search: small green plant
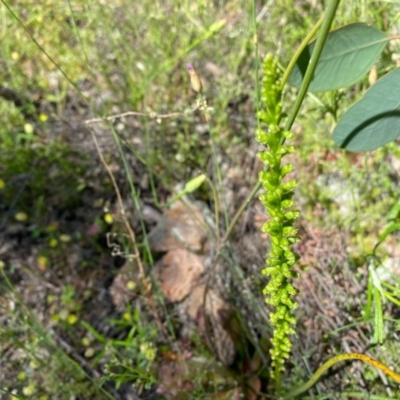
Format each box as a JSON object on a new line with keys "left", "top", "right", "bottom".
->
{"left": 2, "top": 0, "right": 400, "bottom": 398}
{"left": 252, "top": 0, "right": 400, "bottom": 396}
{"left": 256, "top": 54, "right": 299, "bottom": 383}
{"left": 0, "top": 138, "right": 87, "bottom": 221}
{"left": 0, "top": 269, "right": 112, "bottom": 400}
{"left": 82, "top": 307, "right": 157, "bottom": 391}
{"left": 364, "top": 199, "right": 400, "bottom": 344}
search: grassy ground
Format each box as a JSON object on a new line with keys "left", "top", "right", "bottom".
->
{"left": 1, "top": 0, "right": 400, "bottom": 399}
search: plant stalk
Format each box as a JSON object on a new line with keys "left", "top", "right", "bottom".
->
{"left": 224, "top": 0, "right": 340, "bottom": 245}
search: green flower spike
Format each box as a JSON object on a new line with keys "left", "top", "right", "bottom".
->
{"left": 256, "top": 54, "right": 300, "bottom": 383}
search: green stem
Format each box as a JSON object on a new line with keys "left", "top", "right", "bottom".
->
{"left": 282, "top": 352, "right": 400, "bottom": 399}
{"left": 284, "top": 0, "right": 340, "bottom": 132}
{"left": 224, "top": 1, "right": 339, "bottom": 245}
{"left": 280, "top": 14, "right": 324, "bottom": 90}
{"left": 207, "top": 177, "right": 220, "bottom": 241}
{"left": 221, "top": 0, "right": 261, "bottom": 244}
{"left": 221, "top": 177, "right": 261, "bottom": 244}
{"left": 198, "top": 93, "right": 229, "bottom": 241}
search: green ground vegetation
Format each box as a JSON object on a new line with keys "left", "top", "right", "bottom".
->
{"left": 1, "top": 0, "right": 400, "bottom": 399}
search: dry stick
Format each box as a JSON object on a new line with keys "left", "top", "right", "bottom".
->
{"left": 84, "top": 105, "right": 205, "bottom": 268}
{"left": 85, "top": 106, "right": 200, "bottom": 125}
{"left": 87, "top": 126, "right": 148, "bottom": 290}
{"left": 87, "top": 125, "right": 174, "bottom": 343}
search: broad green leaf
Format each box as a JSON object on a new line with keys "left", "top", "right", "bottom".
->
{"left": 333, "top": 68, "right": 400, "bottom": 152}
{"left": 288, "top": 23, "right": 387, "bottom": 92}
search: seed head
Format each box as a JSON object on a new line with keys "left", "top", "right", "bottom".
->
{"left": 187, "top": 63, "right": 203, "bottom": 93}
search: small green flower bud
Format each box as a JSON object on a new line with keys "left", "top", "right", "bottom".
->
{"left": 259, "top": 151, "right": 277, "bottom": 168}
{"left": 281, "top": 180, "right": 297, "bottom": 193}
{"left": 288, "top": 235, "right": 301, "bottom": 244}
{"left": 256, "top": 54, "right": 301, "bottom": 379}
{"left": 281, "top": 199, "right": 294, "bottom": 208}
{"left": 255, "top": 128, "right": 269, "bottom": 143}
{"left": 263, "top": 177, "right": 280, "bottom": 192}
{"left": 261, "top": 191, "right": 282, "bottom": 208}
{"left": 263, "top": 267, "right": 278, "bottom": 275}
{"left": 282, "top": 226, "right": 297, "bottom": 236}
{"left": 281, "top": 163, "right": 294, "bottom": 177}
{"left": 282, "top": 130, "right": 294, "bottom": 140}
{"left": 283, "top": 210, "right": 301, "bottom": 220}
{"left": 287, "top": 285, "right": 299, "bottom": 296}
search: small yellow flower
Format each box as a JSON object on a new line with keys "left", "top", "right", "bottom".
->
{"left": 24, "top": 123, "right": 34, "bottom": 135}
{"left": 29, "top": 359, "right": 40, "bottom": 369}
{"left": 0, "top": 179, "right": 5, "bottom": 189}
{"left": 49, "top": 238, "right": 58, "bottom": 248}
{"left": 60, "top": 234, "right": 71, "bottom": 243}
{"left": 67, "top": 314, "right": 78, "bottom": 324}
{"left": 39, "top": 113, "right": 48, "bottom": 122}
{"left": 22, "top": 382, "right": 36, "bottom": 396}
{"left": 15, "top": 212, "right": 28, "bottom": 222}
{"left": 126, "top": 280, "right": 136, "bottom": 291}
{"left": 122, "top": 312, "right": 131, "bottom": 323}
{"left": 51, "top": 314, "right": 60, "bottom": 323}
{"left": 84, "top": 347, "right": 95, "bottom": 358}
{"left": 18, "top": 372, "right": 26, "bottom": 381}
{"left": 104, "top": 213, "right": 113, "bottom": 224}
{"left": 11, "top": 51, "right": 20, "bottom": 60}
{"left": 146, "top": 347, "right": 156, "bottom": 361}
{"left": 140, "top": 343, "right": 156, "bottom": 361}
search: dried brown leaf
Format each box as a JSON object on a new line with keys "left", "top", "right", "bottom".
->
{"left": 148, "top": 200, "right": 209, "bottom": 253}
{"left": 157, "top": 249, "right": 205, "bottom": 302}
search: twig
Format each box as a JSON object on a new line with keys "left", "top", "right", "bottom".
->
{"left": 88, "top": 125, "right": 173, "bottom": 343}
{"left": 87, "top": 126, "right": 150, "bottom": 292}
{"left": 84, "top": 106, "right": 200, "bottom": 125}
